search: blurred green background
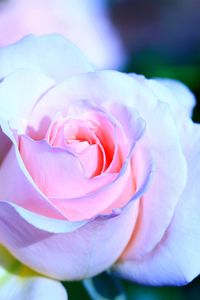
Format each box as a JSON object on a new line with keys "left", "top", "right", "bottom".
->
{"left": 64, "top": 0, "right": 200, "bottom": 299}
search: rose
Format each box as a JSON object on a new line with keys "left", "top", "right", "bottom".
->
{"left": 0, "top": 0, "right": 124, "bottom": 69}
{"left": 0, "top": 34, "right": 200, "bottom": 294}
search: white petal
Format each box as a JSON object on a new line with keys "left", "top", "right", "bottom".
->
{"left": 0, "top": 200, "right": 137, "bottom": 280}
{"left": 156, "top": 78, "right": 196, "bottom": 117}
{"left": 114, "top": 120, "right": 200, "bottom": 285}
{"left": 0, "top": 69, "right": 54, "bottom": 121}
{"left": 0, "top": 34, "right": 93, "bottom": 82}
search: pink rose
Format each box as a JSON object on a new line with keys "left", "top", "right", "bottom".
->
{"left": 0, "top": 0, "right": 125, "bottom": 69}
{"left": 0, "top": 34, "right": 199, "bottom": 290}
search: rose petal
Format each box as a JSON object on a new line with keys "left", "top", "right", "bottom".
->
{"left": 45, "top": 116, "right": 105, "bottom": 177}
{"left": 0, "top": 200, "right": 138, "bottom": 280}
{"left": 0, "top": 246, "right": 67, "bottom": 300}
{"left": 0, "top": 119, "right": 65, "bottom": 219}
{"left": 77, "top": 144, "right": 103, "bottom": 178}
{"left": 0, "top": 69, "right": 54, "bottom": 121}
{"left": 126, "top": 101, "right": 187, "bottom": 259}
{"left": 102, "top": 142, "right": 154, "bottom": 214}
{"left": 114, "top": 121, "right": 200, "bottom": 285}
{"left": 102, "top": 102, "right": 146, "bottom": 157}
{"left": 19, "top": 135, "right": 118, "bottom": 200}
{"left": 50, "top": 162, "right": 131, "bottom": 221}
{"left": 20, "top": 135, "right": 88, "bottom": 198}
{"left": 136, "top": 76, "right": 196, "bottom": 140}
{"left": 28, "top": 71, "right": 144, "bottom": 134}
{"left": 155, "top": 78, "right": 196, "bottom": 117}
{"left": 0, "top": 34, "right": 93, "bottom": 83}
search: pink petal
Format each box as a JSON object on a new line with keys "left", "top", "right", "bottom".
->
{"left": 45, "top": 116, "right": 105, "bottom": 177}
{"left": 0, "top": 120, "right": 65, "bottom": 219}
{"left": 0, "top": 200, "right": 138, "bottom": 280}
{"left": 77, "top": 144, "right": 103, "bottom": 178}
{"left": 20, "top": 134, "right": 131, "bottom": 220}
{"left": 126, "top": 101, "right": 187, "bottom": 259}
{"left": 19, "top": 135, "right": 118, "bottom": 202}
{"left": 103, "top": 142, "right": 154, "bottom": 214}
{"left": 115, "top": 121, "right": 200, "bottom": 285}
{"left": 19, "top": 135, "right": 89, "bottom": 199}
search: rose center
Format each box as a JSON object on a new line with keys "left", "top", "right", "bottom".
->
{"left": 44, "top": 112, "right": 122, "bottom": 178}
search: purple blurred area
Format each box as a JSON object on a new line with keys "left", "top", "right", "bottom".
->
{"left": 110, "top": 0, "right": 200, "bottom": 56}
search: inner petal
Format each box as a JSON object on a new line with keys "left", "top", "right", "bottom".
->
{"left": 64, "top": 120, "right": 106, "bottom": 177}
{"left": 45, "top": 117, "right": 106, "bottom": 178}
{"left": 77, "top": 144, "right": 104, "bottom": 178}
{"left": 83, "top": 110, "right": 123, "bottom": 174}
{"left": 64, "top": 119, "right": 96, "bottom": 145}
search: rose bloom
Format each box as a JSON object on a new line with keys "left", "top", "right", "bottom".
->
{"left": 0, "top": 35, "right": 200, "bottom": 298}
{"left": 0, "top": 0, "right": 124, "bottom": 69}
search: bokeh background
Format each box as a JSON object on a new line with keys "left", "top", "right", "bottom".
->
{"left": 0, "top": 0, "right": 199, "bottom": 299}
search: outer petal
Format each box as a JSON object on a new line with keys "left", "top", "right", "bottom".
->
{"left": 0, "top": 119, "right": 65, "bottom": 219}
{"left": 0, "top": 200, "right": 138, "bottom": 280}
{"left": 114, "top": 120, "right": 200, "bottom": 285}
{"left": 31, "top": 71, "right": 187, "bottom": 255}
{"left": 0, "top": 246, "right": 67, "bottom": 300}
{"left": 155, "top": 78, "right": 196, "bottom": 117}
{"left": 127, "top": 101, "right": 187, "bottom": 258}
{"left": 0, "top": 34, "right": 93, "bottom": 83}
{"left": 131, "top": 75, "right": 196, "bottom": 129}
{"left": 0, "top": 69, "right": 54, "bottom": 121}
